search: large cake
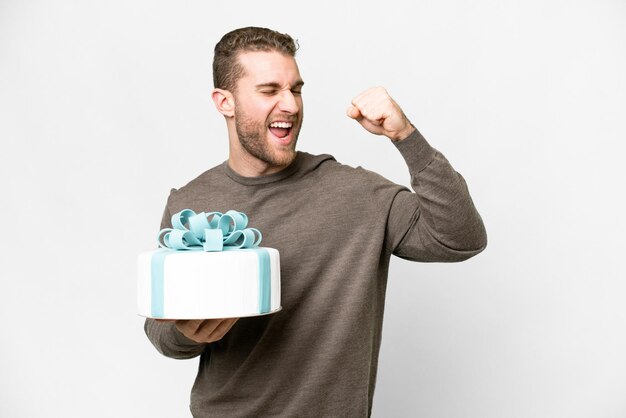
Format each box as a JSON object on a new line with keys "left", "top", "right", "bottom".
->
{"left": 137, "top": 209, "right": 281, "bottom": 319}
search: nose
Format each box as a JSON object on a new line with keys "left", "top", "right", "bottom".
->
{"left": 277, "top": 90, "right": 300, "bottom": 114}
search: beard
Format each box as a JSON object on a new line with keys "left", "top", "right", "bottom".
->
{"left": 234, "top": 108, "right": 301, "bottom": 168}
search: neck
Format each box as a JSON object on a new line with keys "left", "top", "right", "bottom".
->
{"left": 226, "top": 134, "right": 290, "bottom": 178}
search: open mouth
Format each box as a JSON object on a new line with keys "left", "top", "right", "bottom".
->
{"left": 268, "top": 121, "right": 293, "bottom": 141}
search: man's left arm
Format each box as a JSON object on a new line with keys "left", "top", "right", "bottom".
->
{"left": 348, "top": 87, "right": 487, "bottom": 262}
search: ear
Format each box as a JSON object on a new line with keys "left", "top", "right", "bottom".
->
{"left": 211, "top": 88, "right": 235, "bottom": 117}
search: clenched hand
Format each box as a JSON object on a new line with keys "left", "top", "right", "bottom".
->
{"left": 347, "top": 86, "right": 415, "bottom": 141}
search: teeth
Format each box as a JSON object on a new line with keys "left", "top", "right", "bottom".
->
{"left": 269, "top": 121, "right": 293, "bottom": 128}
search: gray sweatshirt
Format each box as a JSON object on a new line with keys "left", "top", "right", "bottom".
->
{"left": 144, "top": 129, "right": 487, "bottom": 417}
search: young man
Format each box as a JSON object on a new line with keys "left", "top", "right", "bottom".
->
{"left": 145, "top": 26, "right": 487, "bottom": 417}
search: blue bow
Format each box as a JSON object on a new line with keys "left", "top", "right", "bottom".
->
{"left": 157, "top": 209, "right": 262, "bottom": 252}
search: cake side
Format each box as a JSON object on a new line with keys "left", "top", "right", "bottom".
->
{"left": 137, "top": 247, "right": 281, "bottom": 319}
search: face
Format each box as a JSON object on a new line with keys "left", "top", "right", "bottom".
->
{"left": 231, "top": 51, "right": 304, "bottom": 169}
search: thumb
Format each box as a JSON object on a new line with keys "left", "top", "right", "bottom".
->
{"left": 346, "top": 105, "right": 362, "bottom": 120}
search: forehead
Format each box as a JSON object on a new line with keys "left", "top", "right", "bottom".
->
{"left": 236, "top": 51, "right": 302, "bottom": 86}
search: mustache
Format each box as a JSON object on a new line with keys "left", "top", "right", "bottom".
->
{"left": 268, "top": 115, "right": 299, "bottom": 124}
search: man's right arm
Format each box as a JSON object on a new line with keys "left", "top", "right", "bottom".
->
{"left": 144, "top": 319, "right": 208, "bottom": 359}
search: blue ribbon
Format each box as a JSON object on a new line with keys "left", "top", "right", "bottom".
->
{"left": 157, "top": 209, "right": 262, "bottom": 252}
{"left": 150, "top": 209, "right": 271, "bottom": 318}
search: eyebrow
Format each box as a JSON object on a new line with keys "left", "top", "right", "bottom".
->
{"left": 255, "top": 80, "right": 305, "bottom": 90}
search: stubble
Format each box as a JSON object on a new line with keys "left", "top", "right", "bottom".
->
{"left": 234, "top": 110, "right": 300, "bottom": 168}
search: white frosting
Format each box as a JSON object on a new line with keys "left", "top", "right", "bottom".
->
{"left": 137, "top": 248, "right": 281, "bottom": 319}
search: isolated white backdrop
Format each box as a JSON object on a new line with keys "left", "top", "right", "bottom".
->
{"left": 1, "top": 1, "right": 625, "bottom": 417}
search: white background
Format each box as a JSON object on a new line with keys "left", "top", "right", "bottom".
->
{"left": 1, "top": 0, "right": 625, "bottom": 417}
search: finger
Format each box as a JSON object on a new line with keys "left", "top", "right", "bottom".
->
{"left": 351, "top": 100, "right": 383, "bottom": 124}
{"left": 173, "top": 319, "right": 204, "bottom": 337}
{"left": 174, "top": 319, "right": 220, "bottom": 342}
{"left": 352, "top": 87, "right": 393, "bottom": 121}
{"left": 196, "top": 319, "right": 222, "bottom": 337}
{"left": 351, "top": 86, "right": 381, "bottom": 107}
{"left": 357, "top": 118, "right": 385, "bottom": 135}
{"left": 210, "top": 318, "right": 239, "bottom": 342}
{"left": 350, "top": 88, "right": 377, "bottom": 116}
{"left": 346, "top": 105, "right": 361, "bottom": 120}
{"left": 190, "top": 319, "right": 208, "bottom": 333}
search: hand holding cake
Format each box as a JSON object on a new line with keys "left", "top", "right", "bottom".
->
{"left": 157, "top": 318, "right": 239, "bottom": 343}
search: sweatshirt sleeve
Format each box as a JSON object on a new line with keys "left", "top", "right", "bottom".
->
{"left": 143, "top": 193, "right": 209, "bottom": 359}
{"left": 384, "top": 128, "right": 487, "bottom": 262}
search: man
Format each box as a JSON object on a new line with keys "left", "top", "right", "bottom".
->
{"left": 145, "top": 26, "right": 487, "bottom": 417}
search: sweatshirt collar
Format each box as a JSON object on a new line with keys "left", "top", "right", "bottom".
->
{"left": 222, "top": 152, "right": 305, "bottom": 185}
